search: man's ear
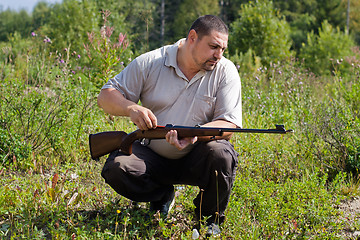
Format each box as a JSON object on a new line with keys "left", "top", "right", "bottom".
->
{"left": 187, "top": 29, "right": 198, "bottom": 43}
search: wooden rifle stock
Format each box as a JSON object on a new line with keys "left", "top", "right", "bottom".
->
{"left": 89, "top": 124, "right": 294, "bottom": 160}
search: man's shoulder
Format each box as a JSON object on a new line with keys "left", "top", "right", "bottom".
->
{"left": 215, "top": 57, "right": 239, "bottom": 78}
{"left": 135, "top": 44, "right": 174, "bottom": 65}
{"left": 217, "top": 57, "right": 236, "bottom": 69}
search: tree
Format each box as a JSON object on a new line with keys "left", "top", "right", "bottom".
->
{"left": 341, "top": 0, "right": 360, "bottom": 44}
{"left": 0, "top": 9, "right": 32, "bottom": 41}
{"left": 32, "top": 2, "right": 52, "bottom": 31}
{"left": 171, "top": 0, "right": 220, "bottom": 42}
{"left": 229, "top": 0, "right": 293, "bottom": 66}
{"left": 273, "top": 0, "right": 345, "bottom": 51}
{"left": 41, "top": 0, "right": 99, "bottom": 52}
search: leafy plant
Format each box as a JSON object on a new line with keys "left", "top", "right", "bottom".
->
{"left": 229, "top": 0, "right": 294, "bottom": 66}
{"left": 299, "top": 20, "right": 355, "bottom": 75}
{"left": 83, "top": 10, "right": 131, "bottom": 88}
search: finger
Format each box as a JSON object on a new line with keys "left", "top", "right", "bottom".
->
{"left": 136, "top": 118, "right": 149, "bottom": 130}
{"left": 169, "top": 130, "right": 178, "bottom": 145}
{"left": 148, "top": 111, "right": 157, "bottom": 129}
{"left": 165, "top": 131, "right": 171, "bottom": 142}
{"left": 166, "top": 130, "right": 178, "bottom": 145}
{"left": 142, "top": 110, "right": 157, "bottom": 129}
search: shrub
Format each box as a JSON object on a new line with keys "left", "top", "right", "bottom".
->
{"left": 302, "top": 99, "right": 360, "bottom": 177}
{"left": 83, "top": 10, "right": 131, "bottom": 88}
{"left": 299, "top": 20, "right": 355, "bottom": 75}
{"left": 229, "top": 0, "right": 293, "bottom": 66}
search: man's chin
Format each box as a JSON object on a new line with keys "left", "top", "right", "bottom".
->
{"left": 203, "top": 63, "right": 217, "bottom": 71}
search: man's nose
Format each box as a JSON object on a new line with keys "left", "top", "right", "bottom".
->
{"left": 214, "top": 48, "right": 223, "bottom": 59}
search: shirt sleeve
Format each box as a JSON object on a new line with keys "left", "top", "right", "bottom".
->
{"left": 102, "top": 58, "right": 145, "bottom": 104}
{"left": 213, "top": 61, "right": 242, "bottom": 128}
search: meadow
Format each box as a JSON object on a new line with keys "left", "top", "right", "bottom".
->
{"left": 1, "top": 20, "right": 360, "bottom": 240}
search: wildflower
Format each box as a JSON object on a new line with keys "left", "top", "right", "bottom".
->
{"left": 31, "top": 32, "right": 36, "bottom": 37}
{"left": 118, "top": 33, "right": 126, "bottom": 45}
{"left": 43, "top": 36, "right": 52, "bottom": 43}
{"left": 87, "top": 32, "right": 95, "bottom": 44}
{"left": 116, "top": 210, "right": 121, "bottom": 214}
{"left": 105, "top": 26, "right": 114, "bottom": 38}
{"left": 236, "top": 64, "right": 240, "bottom": 70}
{"left": 64, "top": 48, "right": 68, "bottom": 52}
{"left": 77, "top": 54, "right": 81, "bottom": 59}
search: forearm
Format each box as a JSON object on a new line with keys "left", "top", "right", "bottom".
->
{"left": 97, "top": 88, "right": 134, "bottom": 116}
{"left": 97, "top": 88, "right": 157, "bottom": 130}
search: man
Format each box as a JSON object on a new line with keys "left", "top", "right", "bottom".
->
{"left": 98, "top": 15, "right": 242, "bottom": 236}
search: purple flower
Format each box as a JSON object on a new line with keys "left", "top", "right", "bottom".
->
{"left": 77, "top": 55, "right": 81, "bottom": 59}
{"left": 60, "top": 59, "right": 65, "bottom": 64}
{"left": 43, "top": 36, "right": 52, "bottom": 43}
{"left": 31, "top": 32, "right": 36, "bottom": 37}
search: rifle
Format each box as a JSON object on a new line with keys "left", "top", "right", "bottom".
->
{"left": 89, "top": 124, "right": 293, "bottom": 160}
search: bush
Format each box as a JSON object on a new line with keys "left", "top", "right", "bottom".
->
{"left": 83, "top": 10, "right": 131, "bottom": 88}
{"left": 299, "top": 20, "right": 355, "bottom": 75}
{"left": 229, "top": 0, "right": 293, "bottom": 66}
{"left": 302, "top": 99, "right": 360, "bottom": 177}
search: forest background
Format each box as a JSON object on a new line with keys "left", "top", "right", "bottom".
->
{"left": 1, "top": 0, "right": 360, "bottom": 239}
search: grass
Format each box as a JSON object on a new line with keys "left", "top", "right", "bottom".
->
{"left": 0, "top": 136, "right": 356, "bottom": 239}
{"left": 1, "top": 28, "right": 360, "bottom": 239}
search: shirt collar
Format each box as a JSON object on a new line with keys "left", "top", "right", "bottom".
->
{"left": 164, "top": 38, "right": 184, "bottom": 68}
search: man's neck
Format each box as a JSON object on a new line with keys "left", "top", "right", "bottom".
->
{"left": 176, "top": 41, "right": 199, "bottom": 81}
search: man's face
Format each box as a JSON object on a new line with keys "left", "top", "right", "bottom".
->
{"left": 191, "top": 30, "right": 228, "bottom": 71}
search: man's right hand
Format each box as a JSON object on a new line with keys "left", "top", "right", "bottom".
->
{"left": 128, "top": 104, "right": 157, "bottom": 130}
{"left": 97, "top": 88, "right": 157, "bottom": 130}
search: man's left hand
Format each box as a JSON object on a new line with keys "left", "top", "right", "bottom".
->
{"left": 165, "top": 130, "right": 197, "bottom": 150}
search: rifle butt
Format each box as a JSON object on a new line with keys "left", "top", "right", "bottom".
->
{"left": 89, "top": 131, "right": 128, "bottom": 160}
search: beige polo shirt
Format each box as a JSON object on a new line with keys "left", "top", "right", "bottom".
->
{"left": 103, "top": 39, "right": 242, "bottom": 159}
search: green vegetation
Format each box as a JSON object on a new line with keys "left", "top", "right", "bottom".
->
{"left": 1, "top": 0, "right": 360, "bottom": 239}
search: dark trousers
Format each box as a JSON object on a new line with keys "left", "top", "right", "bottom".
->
{"left": 101, "top": 139, "right": 238, "bottom": 224}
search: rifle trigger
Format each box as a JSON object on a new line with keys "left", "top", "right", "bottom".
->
{"left": 140, "top": 138, "right": 151, "bottom": 146}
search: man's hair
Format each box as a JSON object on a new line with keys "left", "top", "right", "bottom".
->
{"left": 188, "top": 15, "right": 228, "bottom": 39}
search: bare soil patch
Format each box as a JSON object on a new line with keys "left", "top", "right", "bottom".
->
{"left": 338, "top": 197, "right": 360, "bottom": 239}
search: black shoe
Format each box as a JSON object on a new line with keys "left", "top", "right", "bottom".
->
{"left": 149, "top": 190, "right": 175, "bottom": 219}
{"left": 206, "top": 223, "right": 221, "bottom": 237}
